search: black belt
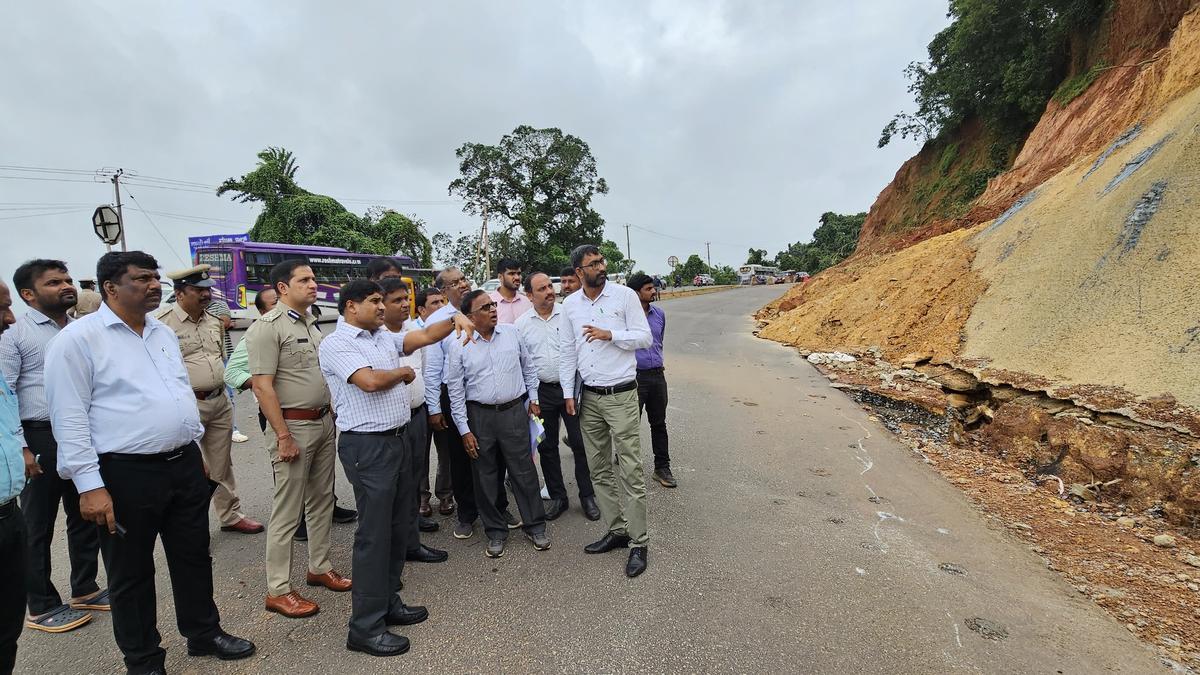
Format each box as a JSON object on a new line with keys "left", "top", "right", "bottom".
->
{"left": 467, "top": 394, "right": 527, "bottom": 411}
{"left": 99, "top": 442, "right": 198, "bottom": 463}
{"left": 0, "top": 498, "right": 17, "bottom": 519}
{"left": 539, "top": 381, "right": 562, "bottom": 389}
{"left": 343, "top": 424, "right": 408, "bottom": 437}
{"left": 583, "top": 381, "right": 637, "bottom": 396}
{"left": 21, "top": 420, "right": 52, "bottom": 430}
{"left": 637, "top": 366, "right": 664, "bottom": 374}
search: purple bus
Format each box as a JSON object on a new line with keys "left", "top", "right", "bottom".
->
{"left": 193, "top": 241, "right": 426, "bottom": 328}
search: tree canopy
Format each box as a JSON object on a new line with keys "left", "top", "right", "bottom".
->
{"left": 879, "top": 0, "right": 1106, "bottom": 148}
{"left": 448, "top": 125, "right": 610, "bottom": 273}
{"left": 218, "top": 147, "right": 433, "bottom": 266}
{"left": 774, "top": 211, "right": 865, "bottom": 275}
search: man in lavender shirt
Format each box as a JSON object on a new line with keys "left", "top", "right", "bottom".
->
{"left": 628, "top": 274, "right": 676, "bottom": 488}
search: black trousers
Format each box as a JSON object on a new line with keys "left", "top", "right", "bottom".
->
{"left": 404, "top": 408, "right": 429, "bottom": 554}
{"left": 337, "top": 431, "right": 410, "bottom": 641}
{"left": 0, "top": 502, "right": 27, "bottom": 675}
{"left": 466, "top": 403, "right": 546, "bottom": 540}
{"left": 20, "top": 423, "right": 101, "bottom": 615}
{"left": 98, "top": 443, "right": 221, "bottom": 674}
{"left": 537, "top": 382, "right": 594, "bottom": 501}
{"left": 433, "top": 386, "right": 507, "bottom": 525}
{"left": 636, "top": 368, "right": 672, "bottom": 470}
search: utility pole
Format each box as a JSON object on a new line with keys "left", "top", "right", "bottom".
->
{"left": 705, "top": 241, "right": 711, "bottom": 268}
{"left": 471, "top": 203, "right": 490, "bottom": 283}
{"left": 624, "top": 223, "right": 631, "bottom": 273}
{"left": 105, "top": 168, "right": 128, "bottom": 251}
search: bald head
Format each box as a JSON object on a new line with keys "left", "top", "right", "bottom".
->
{"left": 0, "top": 281, "right": 15, "bottom": 335}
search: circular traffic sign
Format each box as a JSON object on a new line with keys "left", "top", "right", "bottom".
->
{"left": 667, "top": 255, "right": 679, "bottom": 268}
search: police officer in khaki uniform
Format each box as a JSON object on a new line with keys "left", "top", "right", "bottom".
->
{"left": 246, "top": 260, "right": 350, "bottom": 619}
{"left": 154, "top": 265, "right": 264, "bottom": 535}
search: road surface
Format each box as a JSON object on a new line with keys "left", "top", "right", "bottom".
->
{"left": 15, "top": 284, "right": 1161, "bottom": 673}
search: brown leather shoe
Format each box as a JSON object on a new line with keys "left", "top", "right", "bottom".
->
{"left": 220, "top": 517, "right": 265, "bottom": 534}
{"left": 264, "top": 591, "right": 319, "bottom": 618}
{"left": 305, "top": 569, "right": 352, "bottom": 592}
{"left": 437, "top": 496, "right": 455, "bottom": 516}
{"left": 419, "top": 495, "right": 433, "bottom": 518}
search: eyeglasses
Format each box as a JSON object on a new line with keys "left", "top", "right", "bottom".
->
{"left": 580, "top": 259, "right": 606, "bottom": 270}
{"left": 471, "top": 301, "right": 498, "bottom": 313}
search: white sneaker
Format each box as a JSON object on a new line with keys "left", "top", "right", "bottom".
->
{"left": 231, "top": 431, "right": 249, "bottom": 443}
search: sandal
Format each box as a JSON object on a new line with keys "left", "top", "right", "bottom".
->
{"left": 70, "top": 588, "right": 111, "bottom": 611}
{"left": 25, "top": 604, "right": 93, "bottom": 633}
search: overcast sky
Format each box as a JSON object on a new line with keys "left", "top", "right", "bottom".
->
{"left": 1, "top": 1, "right": 947, "bottom": 288}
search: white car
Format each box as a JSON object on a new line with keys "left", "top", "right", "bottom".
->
{"left": 481, "top": 278, "right": 501, "bottom": 292}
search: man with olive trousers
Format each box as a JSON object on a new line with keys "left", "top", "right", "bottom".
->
{"left": 559, "top": 244, "right": 653, "bottom": 578}
{"left": 246, "top": 260, "right": 351, "bottom": 619}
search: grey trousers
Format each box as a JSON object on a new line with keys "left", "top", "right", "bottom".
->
{"left": 466, "top": 402, "right": 546, "bottom": 540}
{"left": 404, "top": 409, "right": 429, "bottom": 554}
{"left": 337, "top": 430, "right": 413, "bottom": 641}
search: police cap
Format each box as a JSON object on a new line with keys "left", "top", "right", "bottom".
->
{"left": 167, "top": 264, "right": 216, "bottom": 288}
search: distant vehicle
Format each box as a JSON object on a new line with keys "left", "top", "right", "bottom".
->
{"left": 481, "top": 278, "right": 501, "bottom": 292}
{"left": 738, "top": 264, "right": 779, "bottom": 285}
{"left": 693, "top": 274, "right": 715, "bottom": 286}
{"left": 193, "top": 240, "right": 425, "bottom": 327}
{"left": 549, "top": 276, "right": 562, "bottom": 295}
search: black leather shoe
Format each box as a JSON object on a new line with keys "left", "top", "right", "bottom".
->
{"left": 417, "top": 515, "right": 439, "bottom": 533}
{"left": 626, "top": 547, "right": 648, "bottom": 577}
{"left": 580, "top": 496, "right": 601, "bottom": 521}
{"left": 405, "top": 544, "right": 448, "bottom": 563}
{"left": 187, "top": 631, "right": 257, "bottom": 660}
{"left": 384, "top": 602, "right": 429, "bottom": 626}
{"left": 653, "top": 467, "right": 678, "bottom": 488}
{"left": 584, "top": 532, "right": 630, "bottom": 554}
{"left": 333, "top": 505, "right": 358, "bottom": 523}
{"left": 346, "top": 630, "right": 410, "bottom": 657}
{"left": 543, "top": 498, "right": 568, "bottom": 521}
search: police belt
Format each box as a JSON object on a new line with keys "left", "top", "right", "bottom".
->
{"left": 194, "top": 388, "right": 224, "bottom": 401}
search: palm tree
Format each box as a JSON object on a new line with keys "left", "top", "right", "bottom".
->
{"left": 216, "top": 146, "right": 304, "bottom": 206}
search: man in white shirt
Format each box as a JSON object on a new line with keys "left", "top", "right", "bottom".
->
{"left": 446, "top": 290, "right": 548, "bottom": 559}
{"left": 378, "top": 279, "right": 448, "bottom": 558}
{"left": 1, "top": 259, "right": 109, "bottom": 635}
{"left": 515, "top": 272, "right": 599, "bottom": 522}
{"left": 411, "top": 287, "right": 453, "bottom": 516}
{"left": 559, "top": 245, "right": 653, "bottom": 578}
{"left": 45, "top": 251, "right": 255, "bottom": 673}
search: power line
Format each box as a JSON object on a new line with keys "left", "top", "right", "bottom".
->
{"left": 123, "top": 190, "right": 189, "bottom": 267}
{"left": 141, "top": 209, "right": 246, "bottom": 225}
{"left": 622, "top": 222, "right": 741, "bottom": 249}
{"left": 0, "top": 208, "right": 90, "bottom": 222}
{"left": 0, "top": 164, "right": 96, "bottom": 175}
{"left": 0, "top": 175, "right": 100, "bottom": 184}
{"left": 120, "top": 180, "right": 214, "bottom": 195}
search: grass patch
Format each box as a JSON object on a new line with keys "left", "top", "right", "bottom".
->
{"left": 1053, "top": 61, "right": 1107, "bottom": 107}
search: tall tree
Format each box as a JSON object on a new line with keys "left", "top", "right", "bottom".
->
{"left": 448, "top": 125, "right": 610, "bottom": 272}
{"left": 218, "top": 147, "right": 432, "bottom": 262}
{"left": 746, "top": 248, "right": 772, "bottom": 265}
{"left": 774, "top": 211, "right": 865, "bottom": 275}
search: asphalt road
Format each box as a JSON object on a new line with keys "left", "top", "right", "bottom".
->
{"left": 15, "top": 285, "right": 1162, "bottom": 674}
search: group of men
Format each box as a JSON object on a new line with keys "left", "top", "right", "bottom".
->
{"left": 0, "top": 242, "right": 676, "bottom": 673}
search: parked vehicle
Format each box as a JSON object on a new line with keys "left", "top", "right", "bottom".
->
{"left": 192, "top": 240, "right": 425, "bottom": 327}
{"left": 481, "top": 278, "right": 501, "bottom": 292}
{"left": 738, "top": 264, "right": 779, "bottom": 285}
{"left": 693, "top": 273, "right": 715, "bottom": 286}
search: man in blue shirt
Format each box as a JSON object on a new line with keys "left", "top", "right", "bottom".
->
{"left": 446, "top": 290, "right": 549, "bottom": 559}
{"left": 628, "top": 274, "right": 676, "bottom": 488}
{"left": 0, "top": 279, "right": 30, "bottom": 675}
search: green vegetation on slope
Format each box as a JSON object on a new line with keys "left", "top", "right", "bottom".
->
{"left": 879, "top": 0, "right": 1108, "bottom": 148}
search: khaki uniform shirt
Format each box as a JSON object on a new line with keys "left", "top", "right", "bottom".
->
{"left": 244, "top": 304, "right": 330, "bottom": 410}
{"left": 152, "top": 303, "right": 225, "bottom": 392}
{"left": 73, "top": 289, "right": 103, "bottom": 317}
